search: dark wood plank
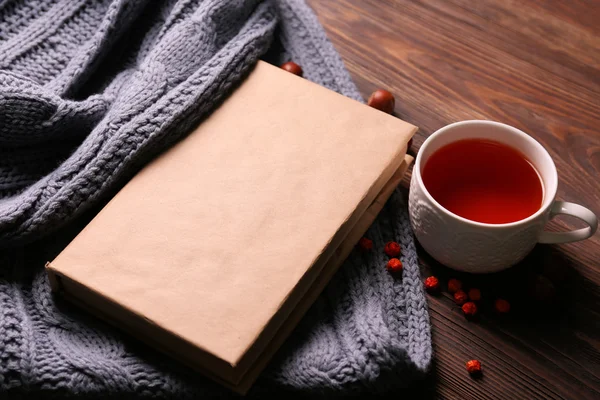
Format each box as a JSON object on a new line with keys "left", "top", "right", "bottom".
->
{"left": 307, "top": 0, "right": 600, "bottom": 398}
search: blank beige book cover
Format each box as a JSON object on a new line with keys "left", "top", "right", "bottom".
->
{"left": 46, "top": 61, "right": 417, "bottom": 394}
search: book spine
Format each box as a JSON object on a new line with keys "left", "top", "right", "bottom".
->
{"left": 45, "top": 262, "right": 65, "bottom": 294}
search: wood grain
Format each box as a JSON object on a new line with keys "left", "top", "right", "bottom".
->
{"left": 306, "top": 0, "right": 600, "bottom": 398}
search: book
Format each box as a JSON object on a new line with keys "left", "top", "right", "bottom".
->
{"left": 46, "top": 60, "right": 417, "bottom": 394}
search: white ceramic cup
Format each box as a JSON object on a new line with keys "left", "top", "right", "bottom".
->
{"left": 408, "top": 120, "right": 598, "bottom": 273}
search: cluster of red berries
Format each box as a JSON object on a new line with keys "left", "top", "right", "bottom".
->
{"left": 384, "top": 241, "right": 403, "bottom": 274}
{"left": 449, "top": 279, "right": 479, "bottom": 317}
{"left": 357, "top": 238, "right": 403, "bottom": 274}
{"left": 424, "top": 276, "right": 511, "bottom": 317}
{"left": 423, "top": 276, "right": 514, "bottom": 377}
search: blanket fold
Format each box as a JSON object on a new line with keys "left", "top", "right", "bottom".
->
{"left": 0, "top": 0, "right": 432, "bottom": 397}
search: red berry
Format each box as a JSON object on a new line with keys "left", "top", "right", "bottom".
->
{"left": 454, "top": 290, "right": 468, "bottom": 305}
{"left": 495, "top": 298, "right": 511, "bottom": 313}
{"left": 384, "top": 241, "right": 401, "bottom": 257}
{"left": 424, "top": 276, "right": 440, "bottom": 292}
{"left": 462, "top": 301, "right": 477, "bottom": 316}
{"left": 447, "top": 278, "right": 462, "bottom": 294}
{"left": 386, "top": 258, "right": 403, "bottom": 273}
{"left": 466, "top": 359, "right": 482, "bottom": 374}
{"left": 280, "top": 61, "right": 303, "bottom": 76}
{"left": 468, "top": 288, "right": 481, "bottom": 302}
{"left": 367, "top": 89, "right": 395, "bottom": 114}
{"left": 528, "top": 274, "right": 556, "bottom": 302}
{"left": 357, "top": 237, "right": 373, "bottom": 252}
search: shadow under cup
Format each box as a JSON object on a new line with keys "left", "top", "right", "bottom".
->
{"left": 409, "top": 120, "right": 563, "bottom": 273}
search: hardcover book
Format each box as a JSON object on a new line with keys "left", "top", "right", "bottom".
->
{"left": 46, "top": 61, "right": 417, "bottom": 394}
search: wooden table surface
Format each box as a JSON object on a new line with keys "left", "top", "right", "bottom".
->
{"left": 307, "top": 1, "right": 600, "bottom": 398}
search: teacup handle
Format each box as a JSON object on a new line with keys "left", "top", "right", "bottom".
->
{"left": 538, "top": 201, "right": 598, "bottom": 244}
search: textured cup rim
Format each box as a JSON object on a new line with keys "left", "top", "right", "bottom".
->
{"left": 413, "top": 120, "right": 558, "bottom": 229}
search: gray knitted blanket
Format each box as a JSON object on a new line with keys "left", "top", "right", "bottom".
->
{"left": 0, "top": 0, "right": 432, "bottom": 398}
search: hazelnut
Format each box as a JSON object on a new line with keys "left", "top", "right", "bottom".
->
{"left": 280, "top": 61, "right": 303, "bottom": 76}
{"left": 367, "top": 89, "right": 395, "bottom": 114}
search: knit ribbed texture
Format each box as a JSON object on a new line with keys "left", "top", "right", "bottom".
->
{"left": 0, "top": 0, "right": 432, "bottom": 398}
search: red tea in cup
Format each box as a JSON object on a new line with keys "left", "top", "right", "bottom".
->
{"left": 422, "top": 138, "right": 543, "bottom": 224}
